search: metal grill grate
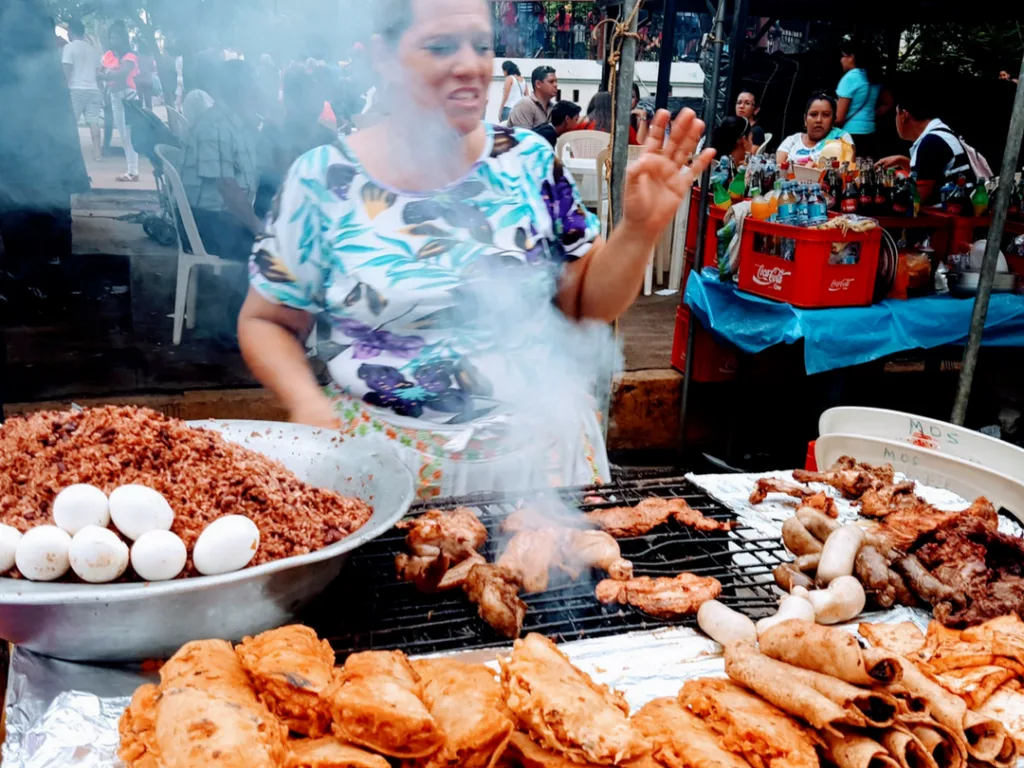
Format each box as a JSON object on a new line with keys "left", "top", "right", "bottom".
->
{"left": 304, "top": 476, "right": 787, "bottom": 658}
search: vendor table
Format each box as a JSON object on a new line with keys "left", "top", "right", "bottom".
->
{"left": 684, "top": 268, "right": 1024, "bottom": 375}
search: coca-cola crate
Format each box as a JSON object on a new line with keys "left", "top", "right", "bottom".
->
{"left": 671, "top": 305, "right": 738, "bottom": 383}
{"left": 737, "top": 218, "right": 882, "bottom": 308}
{"left": 687, "top": 191, "right": 728, "bottom": 269}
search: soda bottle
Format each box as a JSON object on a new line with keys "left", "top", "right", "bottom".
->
{"left": 775, "top": 163, "right": 788, "bottom": 191}
{"left": 944, "top": 175, "right": 971, "bottom": 216}
{"left": 778, "top": 182, "right": 798, "bottom": 224}
{"left": 909, "top": 172, "right": 921, "bottom": 217}
{"left": 712, "top": 177, "right": 732, "bottom": 210}
{"left": 807, "top": 184, "right": 828, "bottom": 225}
{"left": 729, "top": 163, "right": 747, "bottom": 203}
{"left": 827, "top": 160, "right": 844, "bottom": 211}
{"left": 1009, "top": 174, "right": 1023, "bottom": 220}
{"left": 874, "top": 169, "right": 892, "bottom": 215}
{"left": 971, "top": 178, "right": 990, "bottom": 217}
{"left": 890, "top": 175, "right": 910, "bottom": 217}
{"left": 795, "top": 183, "right": 810, "bottom": 227}
{"left": 859, "top": 166, "right": 875, "bottom": 214}
{"left": 842, "top": 176, "right": 860, "bottom": 214}
{"left": 750, "top": 191, "right": 771, "bottom": 222}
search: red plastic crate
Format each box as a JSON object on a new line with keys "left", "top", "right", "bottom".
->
{"left": 671, "top": 305, "right": 738, "bottom": 383}
{"left": 737, "top": 218, "right": 882, "bottom": 308}
{"left": 687, "top": 191, "right": 728, "bottom": 269}
{"left": 805, "top": 440, "right": 818, "bottom": 471}
{"left": 931, "top": 211, "right": 991, "bottom": 256}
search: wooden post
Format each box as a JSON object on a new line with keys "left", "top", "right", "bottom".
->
{"left": 609, "top": 0, "right": 640, "bottom": 229}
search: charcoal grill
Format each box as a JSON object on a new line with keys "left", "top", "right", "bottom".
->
{"left": 303, "top": 476, "right": 787, "bottom": 659}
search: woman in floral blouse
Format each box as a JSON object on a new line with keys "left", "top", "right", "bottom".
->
{"left": 239, "top": 0, "right": 714, "bottom": 498}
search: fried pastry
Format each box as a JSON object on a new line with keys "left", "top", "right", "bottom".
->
{"left": 409, "top": 658, "right": 514, "bottom": 768}
{"left": 501, "top": 633, "right": 649, "bottom": 765}
{"left": 631, "top": 697, "right": 751, "bottom": 768}
{"left": 323, "top": 650, "right": 444, "bottom": 759}
{"left": 159, "top": 638, "right": 259, "bottom": 705}
{"left": 236, "top": 625, "right": 336, "bottom": 736}
{"left": 286, "top": 736, "right": 390, "bottom": 768}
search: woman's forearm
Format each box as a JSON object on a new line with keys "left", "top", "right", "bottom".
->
{"left": 238, "top": 315, "right": 324, "bottom": 413}
{"left": 563, "top": 222, "right": 659, "bottom": 322}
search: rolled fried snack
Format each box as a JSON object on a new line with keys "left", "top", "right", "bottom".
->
{"left": 723, "top": 641, "right": 864, "bottom": 734}
{"left": 886, "top": 687, "right": 931, "bottom": 718}
{"left": 323, "top": 650, "right": 444, "bottom": 759}
{"left": 632, "top": 697, "right": 752, "bottom": 768}
{"left": 138, "top": 686, "right": 288, "bottom": 768}
{"left": 888, "top": 657, "right": 1007, "bottom": 765}
{"left": 821, "top": 729, "right": 901, "bottom": 768}
{"left": 410, "top": 658, "right": 514, "bottom": 768}
{"left": 879, "top": 727, "right": 937, "bottom": 768}
{"left": 159, "top": 638, "right": 259, "bottom": 705}
{"left": 236, "top": 625, "right": 335, "bottom": 737}
{"left": 678, "top": 678, "right": 819, "bottom": 768}
{"left": 285, "top": 736, "right": 390, "bottom": 768}
{"left": 504, "top": 731, "right": 659, "bottom": 768}
{"left": 758, "top": 619, "right": 902, "bottom": 685}
{"left": 911, "top": 723, "right": 966, "bottom": 768}
{"left": 782, "top": 661, "right": 898, "bottom": 727}
{"left": 501, "top": 633, "right": 649, "bottom": 766}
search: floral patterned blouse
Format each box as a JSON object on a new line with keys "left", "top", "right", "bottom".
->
{"left": 249, "top": 124, "right": 602, "bottom": 427}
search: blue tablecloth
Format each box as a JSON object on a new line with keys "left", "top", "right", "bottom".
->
{"left": 684, "top": 268, "right": 1024, "bottom": 375}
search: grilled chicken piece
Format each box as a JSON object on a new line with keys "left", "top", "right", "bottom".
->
{"left": 793, "top": 457, "right": 896, "bottom": 501}
{"left": 464, "top": 564, "right": 527, "bottom": 639}
{"left": 749, "top": 477, "right": 816, "bottom": 505}
{"left": 398, "top": 507, "right": 488, "bottom": 561}
{"left": 497, "top": 529, "right": 563, "bottom": 594}
{"left": 859, "top": 481, "right": 921, "bottom": 519}
{"left": 802, "top": 491, "right": 838, "bottom": 518}
{"left": 436, "top": 552, "right": 487, "bottom": 591}
{"left": 586, "top": 497, "right": 734, "bottom": 537}
{"left": 501, "top": 505, "right": 593, "bottom": 534}
{"left": 559, "top": 530, "right": 634, "bottom": 581}
{"left": 396, "top": 508, "right": 488, "bottom": 593}
{"left": 595, "top": 572, "right": 722, "bottom": 619}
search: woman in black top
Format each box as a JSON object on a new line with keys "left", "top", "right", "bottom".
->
{"left": 735, "top": 91, "right": 766, "bottom": 150}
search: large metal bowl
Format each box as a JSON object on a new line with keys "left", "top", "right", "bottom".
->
{"left": 0, "top": 420, "right": 415, "bottom": 662}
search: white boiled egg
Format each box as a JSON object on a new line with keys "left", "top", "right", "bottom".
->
{"left": 131, "top": 530, "right": 187, "bottom": 582}
{"left": 69, "top": 525, "right": 130, "bottom": 583}
{"left": 108, "top": 485, "right": 174, "bottom": 541}
{"left": 15, "top": 525, "right": 72, "bottom": 581}
{"left": 0, "top": 525, "right": 23, "bottom": 572}
{"left": 52, "top": 483, "right": 110, "bottom": 535}
{"left": 192, "top": 516, "right": 260, "bottom": 576}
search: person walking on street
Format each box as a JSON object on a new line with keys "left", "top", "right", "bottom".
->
{"left": 509, "top": 65, "right": 557, "bottom": 129}
{"left": 100, "top": 22, "right": 140, "bottom": 182}
{"left": 62, "top": 19, "right": 103, "bottom": 163}
{"left": 498, "top": 60, "right": 528, "bottom": 123}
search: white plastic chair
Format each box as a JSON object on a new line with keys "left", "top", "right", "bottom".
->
{"left": 556, "top": 130, "right": 611, "bottom": 162}
{"left": 165, "top": 107, "right": 190, "bottom": 140}
{"left": 155, "top": 144, "right": 232, "bottom": 345}
{"left": 755, "top": 132, "right": 773, "bottom": 155}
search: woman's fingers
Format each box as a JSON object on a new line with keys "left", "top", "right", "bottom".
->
{"left": 672, "top": 111, "right": 707, "bottom": 168}
{"left": 687, "top": 148, "right": 718, "bottom": 181}
{"left": 643, "top": 109, "right": 671, "bottom": 155}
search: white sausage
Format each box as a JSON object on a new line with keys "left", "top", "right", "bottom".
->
{"left": 816, "top": 524, "right": 866, "bottom": 587}
{"left": 755, "top": 594, "right": 816, "bottom": 636}
{"left": 806, "top": 576, "right": 867, "bottom": 624}
{"left": 697, "top": 600, "right": 757, "bottom": 646}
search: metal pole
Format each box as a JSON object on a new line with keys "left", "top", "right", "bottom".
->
{"left": 600, "top": 4, "right": 620, "bottom": 92}
{"left": 951, "top": 52, "right": 1024, "bottom": 426}
{"left": 679, "top": 0, "right": 729, "bottom": 455}
{"left": 655, "top": 0, "right": 678, "bottom": 111}
{"left": 724, "top": 0, "right": 748, "bottom": 100}
{"left": 610, "top": 0, "right": 640, "bottom": 228}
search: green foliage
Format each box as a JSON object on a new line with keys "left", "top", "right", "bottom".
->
{"left": 899, "top": 23, "right": 1024, "bottom": 77}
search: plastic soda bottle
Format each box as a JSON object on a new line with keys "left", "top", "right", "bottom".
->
{"left": 777, "top": 182, "right": 798, "bottom": 224}
{"left": 807, "top": 184, "right": 828, "bottom": 225}
{"left": 750, "top": 191, "right": 771, "bottom": 222}
{"left": 971, "top": 178, "right": 990, "bottom": 217}
{"left": 795, "top": 183, "right": 810, "bottom": 227}
{"left": 712, "top": 178, "right": 732, "bottom": 210}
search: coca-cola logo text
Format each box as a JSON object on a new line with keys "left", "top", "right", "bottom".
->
{"left": 828, "top": 278, "right": 855, "bottom": 292}
{"left": 752, "top": 264, "right": 790, "bottom": 290}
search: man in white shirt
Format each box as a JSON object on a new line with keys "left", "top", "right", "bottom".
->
{"left": 61, "top": 19, "right": 103, "bottom": 162}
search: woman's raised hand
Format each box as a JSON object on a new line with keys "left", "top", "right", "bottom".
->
{"left": 623, "top": 108, "right": 716, "bottom": 245}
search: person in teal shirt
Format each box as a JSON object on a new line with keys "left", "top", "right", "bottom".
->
{"left": 836, "top": 42, "right": 885, "bottom": 158}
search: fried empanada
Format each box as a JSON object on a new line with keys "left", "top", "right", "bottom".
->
{"left": 504, "top": 731, "right": 659, "bottom": 767}
{"left": 286, "top": 736, "right": 390, "bottom": 768}
{"left": 323, "top": 650, "right": 444, "bottom": 759}
{"left": 118, "top": 683, "right": 161, "bottom": 768}
{"left": 501, "top": 633, "right": 649, "bottom": 765}
{"left": 408, "top": 658, "right": 514, "bottom": 768}
{"left": 237, "top": 625, "right": 336, "bottom": 736}
{"left": 631, "top": 697, "right": 753, "bottom": 768}
{"left": 159, "top": 638, "right": 258, "bottom": 705}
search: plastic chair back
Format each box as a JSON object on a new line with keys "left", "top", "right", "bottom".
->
{"left": 556, "top": 130, "right": 611, "bottom": 161}
{"left": 166, "top": 108, "right": 191, "bottom": 141}
{"left": 155, "top": 144, "right": 210, "bottom": 261}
